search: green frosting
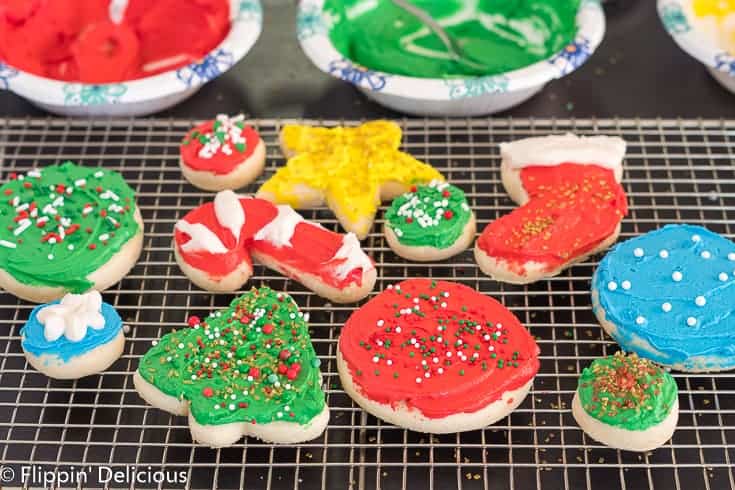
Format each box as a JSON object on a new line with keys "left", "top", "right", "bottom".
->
{"left": 137, "top": 287, "right": 326, "bottom": 426}
{"left": 577, "top": 352, "right": 678, "bottom": 431}
{"left": 325, "top": 0, "right": 581, "bottom": 78}
{"left": 385, "top": 181, "right": 471, "bottom": 249}
{"left": 0, "top": 162, "right": 139, "bottom": 292}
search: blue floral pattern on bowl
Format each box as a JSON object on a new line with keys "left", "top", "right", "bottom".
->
{"left": 62, "top": 84, "right": 127, "bottom": 105}
{"left": 445, "top": 75, "right": 509, "bottom": 100}
{"left": 548, "top": 37, "right": 592, "bottom": 76}
{"left": 715, "top": 53, "right": 735, "bottom": 76}
{"left": 328, "top": 59, "right": 388, "bottom": 91}
{"left": 177, "top": 49, "right": 235, "bottom": 87}
{"left": 0, "top": 62, "right": 19, "bottom": 90}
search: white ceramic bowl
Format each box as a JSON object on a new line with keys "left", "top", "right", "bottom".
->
{"left": 0, "top": 0, "right": 262, "bottom": 117}
{"left": 297, "top": 0, "right": 606, "bottom": 116}
{"left": 658, "top": 0, "right": 735, "bottom": 94}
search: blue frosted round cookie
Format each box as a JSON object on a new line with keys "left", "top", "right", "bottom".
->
{"left": 592, "top": 224, "right": 735, "bottom": 372}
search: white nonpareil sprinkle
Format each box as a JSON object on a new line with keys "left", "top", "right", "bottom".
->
{"left": 621, "top": 280, "right": 631, "bottom": 290}
{"left": 729, "top": 253, "right": 735, "bottom": 261}
{"left": 607, "top": 281, "right": 617, "bottom": 291}
{"left": 692, "top": 234, "right": 701, "bottom": 242}
{"left": 719, "top": 272, "right": 728, "bottom": 282}
{"left": 633, "top": 247, "right": 644, "bottom": 257}
{"left": 701, "top": 250, "right": 711, "bottom": 259}
{"left": 695, "top": 296, "right": 706, "bottom": 307}
{"left": 686, "top": 316, "right": 697, "bottom": 327}
{"left": 662, "top": 302, "right": 672, "bottom": 312}
{"left": 672, "top": 271, "right": 683, "bottom": 282}
{"left": 659, "top": 249, "right": 669, "bottom": 259}
{"left": 635, "top": 316, "right": 646, "bottom": 325}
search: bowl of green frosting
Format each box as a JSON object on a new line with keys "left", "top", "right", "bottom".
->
{"left": 297, "top": 0, "right": 605, "bottom": 116}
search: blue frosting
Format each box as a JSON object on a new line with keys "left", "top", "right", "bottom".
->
{"left": 21, "top": 301, "right": 123, "bottom": 363}
{"left": 593, "top": 224, "right": 735, "bottom": 371}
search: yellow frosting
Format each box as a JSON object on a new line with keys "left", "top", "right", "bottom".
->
{"left": 259, "top": 121, "right": 444, "bottom": 238}
{"left": 693, "top": 0, "right": 735, "bottom": 53}
{"left": 693, "top": 0, "right": 735, "bottom": 18}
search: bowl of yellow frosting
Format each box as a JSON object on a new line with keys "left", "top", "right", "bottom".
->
{"left": 296, "top": 0, "right": 605, "bottom": 116}
{"left": 659, "top": 0, "right": 735, "bottom": 94}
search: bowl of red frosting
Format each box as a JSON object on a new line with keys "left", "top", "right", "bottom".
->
{"left": 0, "top": 0, "right": 262, "bottom": 116}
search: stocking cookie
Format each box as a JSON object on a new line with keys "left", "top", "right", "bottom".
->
{"left": 179, "top": 114, "right": 266, "bottom": 191}
{"left": 133, "top": 287, "right": 329, "bottom": 446}
{"left": 337, "top": 279, "right": 539, "bottom": 433}
{"left": 21, "top": 291, "right": 125, "bottom": 379}
{"left": 174, "top": 190, "right": 376, "bottom": 303}
{"left": 256, "top": 121, "right": 444, "bottom": 239}
{"left": 0, "top": 162, "right": 144, "bottom": 303}
{"left": 572, "top": 352, "right": 679, "bottom": 452}
{"left": 593, "top": 224, "right": 735, "bottom": 372}
{"left": 384, "top": 181, "right": 476, "bottom": 261}
{"left": 475, "top": 134, "right": 628, "bottom": 284}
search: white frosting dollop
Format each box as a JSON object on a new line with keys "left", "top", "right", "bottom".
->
{"left": 214, "top": 190, "right": 245, "bottom": 242}
{"left": 329, "top": 232, "right": 374, "bottom": 279}
{"left": 176, "top": 220, "right": 229, "bottom": 254}
{"left": 37, "top": 291, "right": 105, "bottom": 342}
{"left": 254, "top": 205, "right": 304, "bottom": 248}
{"left": 500, "top": 133, "right": 627, "bottom": 170}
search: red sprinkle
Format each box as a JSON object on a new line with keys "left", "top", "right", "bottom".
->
{"left": 443, "top": 210, "right": 454, "bottom": 220}
{"left": 3, "top": 189, "right": 12, "bottom": 196}
{"left": 278, "top": 363, "right": 288, "bottom": 374}
{"left": 405, "top": 217, "right": 413, "bottom": 224}
{"left": 286, "top": 369, "right": 298, "bottom": 380}
{"left": 249, "top": 367, "right": 260, "bottom": 377}
{"left": 100, "top": 209, "right": 107, "bottom": 217}
{"left": 187, "top": 316, "right": 201, "bottom": 327}
{"left": 239, "top": 402, "right": 249, "bottom": 408}
{"left": 279, "top": 349, "right": 291, "bottom": 360}
{"left": 262, "top": 323, "right": 274, "bottom": 334}
{"left": 442, "top": 190, "right": 451, "bottom": 198}
{"left": 8, "top": 172, "right": 17, "bottom": 180}
{"left": 410, "top": 185, "right": 417, "bottom": 193}
{"left": 202, "top": 387, "right": 214, "bottom": 398}
{"left": 23, "top": 182, "right": 32, "bottom": 189}
{"left": 55, "top": 184, "right": 66, "bottom": 193}
{"left": 88, "top": 243, "right": 97, "bottom": 250}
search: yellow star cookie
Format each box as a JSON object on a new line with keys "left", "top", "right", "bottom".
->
{"left": 256, "top": 121, "right": 444, "bottom": 239}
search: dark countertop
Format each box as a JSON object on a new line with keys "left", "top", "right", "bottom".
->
{"left": 1, "top": 0, "right": 734, "bottom": 120}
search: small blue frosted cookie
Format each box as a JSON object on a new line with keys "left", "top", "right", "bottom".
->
{"left": 592, "top": 224, "right": 735, "bottom": 372}
{"left": 21, "top": 291, "right": 125, "bottom": 379}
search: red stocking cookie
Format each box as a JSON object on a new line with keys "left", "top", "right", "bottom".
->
{"left": 179, "top": 115, "right": 266, "bottom": 191}
{"left": 337, "top": 279, "right": 540, "bottom": 433}
{"left": 174, "top": 191, "right": 376, "bottom": 303}
{"left": 475, "top": 134, "right": 628, "bottom": 284}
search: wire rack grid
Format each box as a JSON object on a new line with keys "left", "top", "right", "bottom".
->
{"left": 0, "top": 117, "right": 734, "bottom": 490}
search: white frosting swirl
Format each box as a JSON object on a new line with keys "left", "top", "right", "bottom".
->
{"left": 37, "top": 291, "right": 106, "bottom": 342}
{"left": 500, "top": 133, "right": 626, "bottom": 170}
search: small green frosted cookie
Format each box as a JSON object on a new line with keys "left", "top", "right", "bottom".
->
{"left": 572, "top": 351, "right": 679, "bottom": 452}
{"left": 383, "top": 181, "right": 475, "bottom": 261}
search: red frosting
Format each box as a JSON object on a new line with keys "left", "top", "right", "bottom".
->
{"left": 339, "top": 279, "right": 540, "bottom": 419}
{"left": 180, "top": 120, "right": 261, "bottom": 175}
{"left": 174, "top": 197, "right": 370, "bottom": 289}
{"left": 0, "top": 0, "right": 229, "bottom": 82}
{"left": 477, "top": 163, "right": 628, "bottom": 277}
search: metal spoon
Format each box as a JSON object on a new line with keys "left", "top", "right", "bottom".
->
{"left": 389, "top": 0, "right": 490, "bottom": 72}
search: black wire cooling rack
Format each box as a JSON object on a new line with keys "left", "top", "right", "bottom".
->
{"left": 0, "top": 117, "right": 734, "bottom": 490}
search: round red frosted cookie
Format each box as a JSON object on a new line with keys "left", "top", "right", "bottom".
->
{"left": 337, "top": 279, "right": 539, "bottom": 433}
{"left": 179, "top": 115, "right": 266, "bottom": 191}
{"left": 475, "top": 134, "right": 628, "bottom": 284}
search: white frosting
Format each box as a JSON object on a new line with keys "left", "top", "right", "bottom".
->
{"left": 329, "top": 233, "right": 374, "bottom": 279}
{"left": 254, "top": 205, "right": 304, "bottom": 248}
{"left": 500, "top": 133, "right": 626, "bottom": 170}
{"left": 175, "top": 220, "right": 229, "bottom": 254}
{"left": 214, "top": 190, "right": 245, "bottom": 242}
{"left": 37, "top": 291, "right": 106, "bottom": 342}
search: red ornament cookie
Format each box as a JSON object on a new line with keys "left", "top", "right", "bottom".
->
{"left": 337, "top": 279, "right": 539, "bottom": 433}
{"left": 475, "top": 134, "right": 629, "bottom": 284}
{"left": 179, "top": 115, "right": 266, "bottom": 191}
{"left": 174, "top": 191, "right": 376, "bottom": 303}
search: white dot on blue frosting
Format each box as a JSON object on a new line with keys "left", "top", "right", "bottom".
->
{"left": 635, "top": 316, "right": 646, "bottom": 325}
{"left": 659, "top": 250, "right": 669, "bottom": 259}
{"left": 633, "top": 248, "right": 644, "bottom": 257}
{"left": 621, "top": 280, "right": 631, "bottom": 290}
{"left": 701, "top": 250, "right": 712, "bottom": 259}
{"left": 695, "top": 296, "right": 706, "bottom": 307}
{"left": 692, "top": 234, "right": 701, "bottom": 242}
{"left": 607, "top": 281, "right": 618, "bottom": 291}
{"left": 729, "top": 252, "right": 735, "bottom": 261}
{"left": 719, "top": 272, "right": 728, "bottom": 282}
{"left": 672, "top": 271, "right": 683, "bottom": 282}
{"left": 687, "top": 316, "right": 697, "bottom": 327}
{"left": 662, "top": 302, "right": 672, "bottom": 312}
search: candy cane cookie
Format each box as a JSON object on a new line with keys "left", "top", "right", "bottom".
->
{"left": 475, "top": 133, "right": 628, "bottom": 284}
{"left": 174, "top": 190, "right": 376, "bottom": 303}
{"left": 337, "top": 279, "right": 539, "bottom": 433}
{"left": 0, "top": 162, "right": 143, "bottom": 303}
{"left": 179, "top": 114, "right": 266, "bottom": 191}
